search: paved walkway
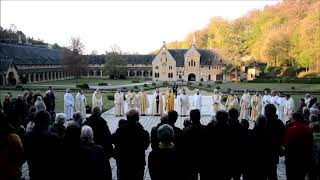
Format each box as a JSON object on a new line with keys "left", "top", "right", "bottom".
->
{"left": 21, "top": 95, "right": 287, "bottom": 180}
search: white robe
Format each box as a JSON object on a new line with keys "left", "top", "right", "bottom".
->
{"left": 304, "top": 97, "right": 311, "bottom": 107}
{"left": 262, "top": 95, "right": 271, "bottom": 115}
{"left": 239, "top": 93, "right": 251, "bottom": 120}
{"left": 114, "top": 92, "right": 124, "bottom": 116}
{"left": 192, "top": 94, "right": 202, "bottom": 110}
{"left": 126, "top": 92, "right": 137, "bottom": 110}
{"left": 92, "top": 92, "right": 103, "bottom": 109}
{"left": 64, "top": 92, "right": 74, "bottom": 120}
{"left": 179, "top": 94, "right": 190, "bottom": 116}
{"left": 276, "top": 97, "right": 286, "bottom": 121}
{"left": 152, "top": 92, "right": 163, "bottom": 115}
{"left": 75, "top": 93, "right": 87, "bottom": 119}
{"left": 284, "top": 97, "right": 295, "bottom": 124}
{"left": 212, "top": 93, "right": 225, "bottom": 115}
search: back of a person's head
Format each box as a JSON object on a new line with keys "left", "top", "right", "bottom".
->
{"left": 73, "top": 112, "right": 83, "bottom": 123}
{"left": 55, "top": 113, "right": 67, "bottom": 125}
{"left": 190, "top": 109, "right": 201, "bottom": 124}
{"left": 264, "top": 104, "right": 277, "bottom": 120}
{"left": 80, "top": 125, "right": 94, "bottom": 143}
{"left": 255, "top": 114, "right": 267, "bottom": 129}
{"left": 126, "top": 109, "right": 139, "bottom": 124}
{"left": 157, "top": 124, "right": 175, "bottom": 144}
{"left": 160, "top": 113, "right": 168, "bottom": 123}
{"left": 168, "top": 110, "right": 178, "bottom": 126}
{"left": 118, "top": 119, "right": 128, "bottom": 128}
{"left": 64, "top": 124, "right": 81, "bottom": 146}
{"left": 303, "top": 106, "right": 310, "bottom": 115}
{"left": 228, "top": 108, "right": 239, "bottom": 120}
{"left": 183, "top": 118, "right": 192, "bottom": 129}
{"left": 309, "top": 114, "right": 318, "bottom": 123}
{"left": 91, "top": 106, "right": 102, "bottom": 117}
{"left": 215, "top": 110, "right": 228, "bottom": 125}
{"left": 34, "top": 110, "right": 51, "bottom": 131}
{"left": 292, "top": 112, "right": 304, "bottom": 123}
{"left": 240, "top": 119, "right": 249, "bottom": 129}
{"left": 29, "top": 106, "right": 38, "bottom": 114}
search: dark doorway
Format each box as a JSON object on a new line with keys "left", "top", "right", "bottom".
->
{"left": 216, "top": 74, "right": 223, "bottom": 81}
{"left": 188, "top": 73, "right": 196, "bottom": 81}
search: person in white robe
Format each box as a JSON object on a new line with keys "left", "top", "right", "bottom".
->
{"left": 275, "top": 92, "right": 286, "bottom": 121}
{"left": 179, "top": 89, "right": 190, "bottom": 116}
{"left": 225, "top": 90, "right": 238, "bottom": 111}
{"left": 64, "top": 89, "right": 74, "bottom": 120}
{"left": 192, "top": 89, "right": 202, "bottom": 110}
{"left": 304, "top": 93, "right": 311, "bottom": 107}
{"left": 151, "top": 88, "right": 163, "bottom": 116}
{"left": 114, "top": 89, "right": 124, "bottom": 116}
{"left": 262, "top": 90, "right": 271, "bottom": 115}
{"left": 250, "top": 91, "right": 262, "bottom": 121}
{"left": 212, "top": 89, "right": 225, "bottom": 115}
{"left": 239, "top": 90, "right": 251, "bottom": 120}
{"left": 283, "top": 94, "right": 295, "bottom": 124}
{"left": 75, "top": 90, "right": 87, "bottom": 120}
{"left": 137, "top": 88, "right": 149, "bottom": 116}
{"left": 126, "top": 89, "right": 136, "bottom": 111}
{"left": 92, "top": 89, "right": 103, "bottom": 109}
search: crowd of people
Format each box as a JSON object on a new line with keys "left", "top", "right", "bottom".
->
{"left": 0, "top": 86, "right": 320, "bottom": 180}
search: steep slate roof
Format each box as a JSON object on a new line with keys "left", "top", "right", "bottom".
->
{"left": 168, "top": 48, "right": 223, "bottom": 67}
{"left": 0, "top": 43, "right": 62, "bottom": 65}
{"left": 0, "top": 59, "right": 15, "bottom": 73}
{"left": 88, "top": 54, "right": 155, "bottom": 65}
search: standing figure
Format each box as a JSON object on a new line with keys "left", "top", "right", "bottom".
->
{"left": 225, "top": 90, "right": 238, "bottom": 111}
{"left": 304, "top": 93, "right": 311, "bottom": 107}
{"left": 172, "top": 81, "right": 178, "bottom": 98}
{"left": 192, "top": 89, "right": 202, "bottom": 110}
{"left": 251, "top": 91, "right": 262, "bottom": 121}
{"left": 92, "top": 89, "right": 103, "bottom": 109}
{"left": 262, "top": 90, "right": 271, "bottom": 115}
{"left": 137, "top": 88, "right": 149, "bottom": 116}
{"left": 276, "top": 92, "right": 286, "bottom": 121}
{"left": 239, "top": 90, "right": 251, "bottom": 120}
{"left": 284, "top": 94, "right": 295, "bottom": 124}
{"left": 44, "top": 86, "right": 55, "bottom": 112}
{"left": 126, "top": 89, "right": 136, "bottom": 110}
{"left": 152, "top": 88, "right": 163, "bottom": 116}
{"left": 179, "top": 89, "right": 190, "bottom": 117}
{"left": 212, "top": 89, "right": 222, "bottom": 114}
{"left": 114, "top": 89, "right": 124, "bottom": 116}
{"left": 75, "top": 90, "right": 87, "bottom": 120}
{"left": 64, "top": 89, "right": 74, "bottom": 120}
{"left": 164, "top": 88, "right": 175, "bottom": 113}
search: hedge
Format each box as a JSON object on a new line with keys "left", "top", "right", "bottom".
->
{"left": 132, "top": 80, "right": 140, "bottom": 83}
{"left": 249, "top": 78, "right": 320, "bottom": 84}
{"left": 76, "top": 83, "right": 89, "bottom": 89}
{"left": 98, "top": 82, "right": 108, "bottom": 86}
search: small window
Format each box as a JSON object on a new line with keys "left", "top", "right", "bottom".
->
{"left": 155, "top": 66, "right": 159, "bottom": 69}
{"left": 168, "top": 73, "right": 170, "bottom": 78}
{"left": 194, "top": 62, "right": 196, "bottom": 66}
{"left": 189, "top": 62, "right": 190, "bottom": 66}
{"left": 209, "top": 66, "right": 211, "bottom": 70}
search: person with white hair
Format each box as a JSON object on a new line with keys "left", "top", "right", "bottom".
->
{"left": 79, "top": 125, "right": 112, "bottom": 180}
{"left": 179, "top": 89, "right": 190, "bottom": 117}
{"left": 67, "top": 111, "right": 83, "bottom": 127}
{"left": 49, "top": 113, "right": 67, "bottom": 138}
{"left": 34, "top": 96, "right": 47, "bottom": 111}
{"left": 64, "top": 89, "right": 74, "bottom": 120}
{"left": 75, "top": 90, "right": 87, "bottom": 120}
{"left": 239, "top": 89, "right": 251, "bottom": 120}
{"left": 192, "top": 89, "right": 202, "bottom": 111}
{"left": 114, "top": 89, "right": 125, "bottom": 116}
{"left": 92, "top": 89, "right": 103, "bottom": 109}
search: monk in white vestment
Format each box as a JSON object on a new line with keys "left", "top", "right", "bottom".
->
{"left": 152, "top": 88, "right": 163, "bottom": 115}
{"left": 126, "top": 89, "right": 136, "bottom": 110}
{"left": 179, "top": 89, "right": 190, "bottom": 116}
{"left": 114, "top": 89, "right": 124, "bottom": 116}
{"left": 250, "top": 91, "right": 262, "bottom": 121}
{"left": 239, "top": 90, "right": 251, "bottom": 120}
{"left": 276, "top": 92, "right": 286, "bottom": 121}
{"left": 225, "top": 90, "right": 238, "bottom": 111}
{"left": 192, "top": 89, "right": 202, "bottom": 110}
{"left": 262, "top": 90, "right": 271, "bottom": 115}
{"left": 75, "top": 90, "right": 87, "bottom": 120}
{"left": 284, "top": 94, "right": 295, "bottom": 124}
{"left": 92, "top": 89, "right": 103, "bottom": 109}
{"left": 137, "top": 88, "right": 149, "bottom": 116}
{"left": 304, "top": 93, "right": 311, "bottom": 107}
{"left": 64, "top": 89, "right": 74, "bottom": 120}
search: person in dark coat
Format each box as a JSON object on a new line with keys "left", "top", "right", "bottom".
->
{"left": 227, "top": 108, "right": 249, "bottom": 180}
{"left": 23, "top": 110, "right": 62, "bottom": 180}
{"left": 182, "top": 109, "right": 206, "bottom": 180}
{"left": 78, "top": 125, "right": 112, "bottom": 180}
{"left": 284, "top": 112, "right": 314, "bottom": 180}
{"left": 202, "top": 110, "right": 230, "bottom": 180}
{"left": 112, "top": 109, "right": 150, "bottom": 180}
{"left": 151, "top": 113, "right": 168, "bottom": 150}
{"left": 247, "top": 114, "right": 270, "bottom": 180}
{"left": 44, "top": 87, "right": 56, "bottom": 113}
{"left": 265, "top": 103, "right": 285, "bottom": 180}
{"left": 83, "top": 106, "right": 113, "bottom": 159}
{"left": 148, "top": 124, "right": 182, "bottom": 180}
{"left": 49, "top": 113, "right": 67, "bottom": 139}
{"left": 2, "top": 94, "right": 12, "bottom": 116}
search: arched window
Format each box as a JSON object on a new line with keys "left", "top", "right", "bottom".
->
{"left": 191, "top": 60, "right": 193, "bottom": 66}
{"left": 189, "top": 62, "right": 190, "bottom": 66}
{"left": 168, "top": 73, "right": 170, "bottom": 78}
{"left": 194, "top": 61, "right": 196, "bottom": 66}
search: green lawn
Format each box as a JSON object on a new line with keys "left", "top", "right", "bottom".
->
{"left": 0, "top": 90, "right": 114, "bottom": 113}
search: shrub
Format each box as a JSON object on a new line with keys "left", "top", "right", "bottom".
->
{"left": 121, "top": 87, "right": 127, "bottom": 92}
{"left": 207, "top": 84, "right": 211, "bottom": 88}
{"left": 162, "top": 81, "right": 169, "bottom": 86}
{"left": 216, "top": 86, "right": 220, "bottom": 90}
{"left": 187, "top": 82, "right": 193, "bottom": 86}
{"left": 143, "top": 83, "right": 148, "bottom": 87}
{"left": 132, "top": 80, "right": 140, "bottom": 83}
{"left": 291, "top": 86, "right": 295, "bottom": 90}
{"left": 107, "top": 95, "right": 114, "bottom": 100}
{"left": 152, "top": 82, "right": 157, "bottom": 86}
{"left": 133, "top": 85, "right": 138, "bottom": 90}
{"left": 76, "top": 83, "right": 89, "bottom": 89}
{"left": 215, "top": 80, "right": 222, "bottom": 84}
{"left": 264, "top": 88, "right": 271, "bottom": 93}
{"left": 198, "top": 82, "right": 203, "bottom": 86}
{"left": 98, "top": 82, "right": 108, "bottom": 86}
{"left": 20, "top": 77, "right": 27, "bottom": 84}
{"left": 16, "top": 85, "right": 23, "bottom": 90}
{"left": 222, "top": 96, "right": 228, "bottom": 103}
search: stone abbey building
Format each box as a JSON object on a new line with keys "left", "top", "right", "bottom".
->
{"left": 0, "top": 41, "right": 258, "bottom": 86}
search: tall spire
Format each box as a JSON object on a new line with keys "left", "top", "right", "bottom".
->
{"left": 192, "top": 32, "right": 196, "bottom": 47}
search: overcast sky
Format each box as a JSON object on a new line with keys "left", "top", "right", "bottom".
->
{"left": 1, "top": 1, "right": 280, "bottom": 54}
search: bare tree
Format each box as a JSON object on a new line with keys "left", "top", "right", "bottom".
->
{"left": 104, "top": 44, "right": 127, "bottom": 79}
{"left": 69, "top": 36, "right": 85, "bottom": 55}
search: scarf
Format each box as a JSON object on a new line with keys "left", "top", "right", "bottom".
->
{"left": 159, "top": 142, "right": 174, "bottom": 150}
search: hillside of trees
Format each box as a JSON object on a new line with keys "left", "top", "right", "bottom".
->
{"left": 166, "top": 0, "right": 320, "bottom": 75}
